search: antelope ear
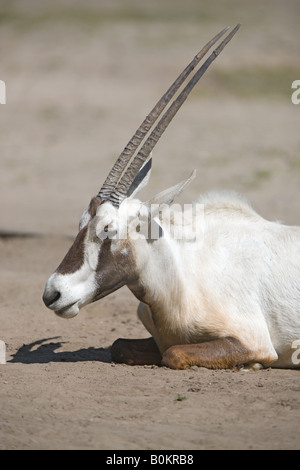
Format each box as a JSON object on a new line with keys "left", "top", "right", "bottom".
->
{"left": 127, "top": 156, "right": 152, "bottom": 199}
{"left": 144, "top": 169, "right": 196, "bottom": 212}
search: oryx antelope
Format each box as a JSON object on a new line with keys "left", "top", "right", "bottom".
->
{"left": 43, "top": 25, "right": 300, "bottom": 370}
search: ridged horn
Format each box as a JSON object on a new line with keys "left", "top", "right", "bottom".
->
{"left": 99, "top": 24, "right": 240, "bottom": 206}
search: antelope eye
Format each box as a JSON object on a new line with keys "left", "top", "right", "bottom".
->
{"left": 104, "top": 225, "right": 109, "bottom": 232}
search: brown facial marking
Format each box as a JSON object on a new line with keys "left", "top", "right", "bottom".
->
{"left": 56, "top": 225, "right": 88, "bottom": 275}
{"left": 90, "top": 239, "right": 126, "bottom": 301}
{"left": 56, "top": 196, "right": 105, "bottom": 276}
{"left": 88, "top": 196, "right": 105, "bottom": 217}
{"left": 90, "top": 235, "right": 138, "bottom": 303}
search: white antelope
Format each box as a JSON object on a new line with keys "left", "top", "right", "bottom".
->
{"left": 43, "top": 26, "right": 300, "bottom": 370}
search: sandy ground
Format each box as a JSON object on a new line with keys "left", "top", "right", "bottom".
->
{"left": 0, "top": 0, "right": 300, "bottom": 450}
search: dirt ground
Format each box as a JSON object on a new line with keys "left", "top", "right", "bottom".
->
{"left": 0, "top": 0, "right": 300, "bottom": 450}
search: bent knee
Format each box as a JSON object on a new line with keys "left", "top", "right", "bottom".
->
{"left": 111, "top": 338, "right": 134, "bottom": 364}
{"left": 162, "top": 346, "right": 190, "bottom": 370}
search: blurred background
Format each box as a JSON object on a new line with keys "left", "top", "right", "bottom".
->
{"left": 1, "top": 0, "right": 300, "bottom": 236}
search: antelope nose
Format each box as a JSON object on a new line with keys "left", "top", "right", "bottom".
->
{"left": 42, "top": 289, "right": 61, "bottom": 308}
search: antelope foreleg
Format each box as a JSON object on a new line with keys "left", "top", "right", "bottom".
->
{"left": 161, "top": 337, "right": 256, "bottom": 370}
{"left": 111, "top": 337, "right": 162, "bottom": 366}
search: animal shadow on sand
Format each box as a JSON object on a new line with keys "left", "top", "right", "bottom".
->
{"left": 10, "top": 337, "right": 111, "bottom": 364}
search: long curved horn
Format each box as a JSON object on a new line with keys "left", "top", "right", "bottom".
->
{"left": 98, "top": 26, "right": 232, "bottom": 201}
{"left": 109, "top": 24, "right": 240, "bottom": 206}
